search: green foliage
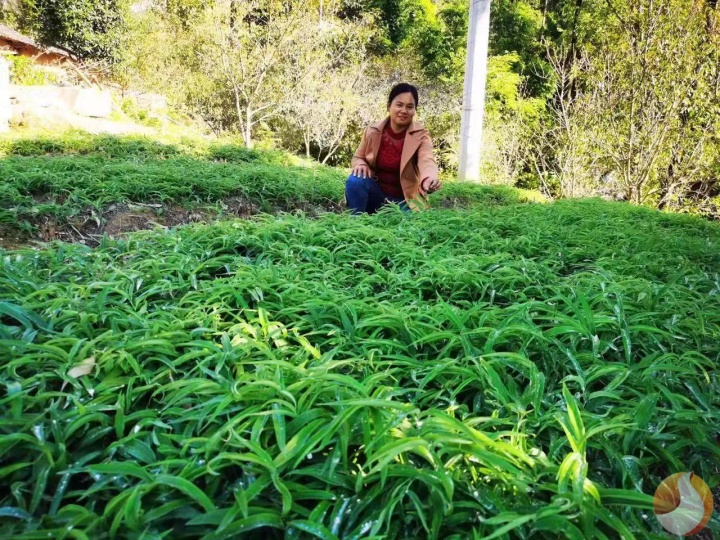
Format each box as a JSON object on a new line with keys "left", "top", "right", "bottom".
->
{"left": 7, "top": 0, "right": 720, "bottom": 214}
{"left": 491, "top": 0, "right": 544, "bottom": 51}
{"left": 408, "top": 1, "right": 468, "bottom": 82}
{"left": 0, "top": 132, "right": 533, "bottom": 232}
{"left": 0, "top": 131, "right": 295, "bottom": 163}
{"left": 535, "top": 0, "right": 720, "bottom": 208}
{"left": 486, "top": 54, "right": 526, "bottom": 113}
{"left": 164, "top": 0, "right": 211, "bottom": 27}
{"left": 7, "top": 55, "right": 58, "bottom": 85}
{"left": 26, "top": 0, "right": 128, "bottom": 63}
{"left": 364, "top": 0, "right": 467, "bottom": 81}
{"left": 545, "top": 0, "right": 608, "bottom": 51}
{"left": 489, "top": 0, "right": 558, "bottom": 99}
{"left": 1, "top": 0, "right": 36, "bottom": 31}
{"left": 117, "top": 98, "right": 163, "bottom": 129}
{"left": 367, "top": 0, "right": 418, "bottom": 49}
{"left": 1, "top": 192, "right": 719, "bottom": 537}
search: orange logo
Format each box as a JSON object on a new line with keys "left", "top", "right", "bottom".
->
{"left": 653, "top": 472, "right": 714, "bottom": 536}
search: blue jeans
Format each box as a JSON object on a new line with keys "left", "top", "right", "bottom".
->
{"left": 345, "top": 174, "right": 409, "bottom": 215}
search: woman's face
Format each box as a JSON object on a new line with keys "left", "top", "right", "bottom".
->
{"left": 388, "top": 92, "right": 416, "bottom": 129}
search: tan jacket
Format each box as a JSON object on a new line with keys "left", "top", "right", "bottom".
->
{"left": 351, "top": 118, "right": 439, "bottom": 210}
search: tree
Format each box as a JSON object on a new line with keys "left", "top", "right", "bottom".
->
{"left": 580, "top": 0, "right": 717, "bottom": 205}
{"left": 530, "top": 45, "right": 599, "bottom": 198}
{"left": 284, "top": 67, "right": 367, "bottom": 164}
{"left": 29, "top": 0, "right": 128, "bottom": 64}
{"left": 116, "top": 0, "right": 720, "bottom": 216}
{"left": 532, "top": 0, "right": 720, "bottom": 208}
{"left": 196, "top": 0, "right": 366, "bottom": 148}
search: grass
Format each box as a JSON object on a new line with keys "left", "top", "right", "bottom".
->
{"left": 1, "top": 131, "right": 718, "bottom": 537}
{"left": 1, "top": 175, "right": 719, "bottom": 540}
{"left": 0, "top": 131, "right": 541, "bottom": 239}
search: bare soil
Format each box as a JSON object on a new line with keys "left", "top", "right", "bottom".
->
{"left": 0, "top": 197, "right": 347, "bottom": 250}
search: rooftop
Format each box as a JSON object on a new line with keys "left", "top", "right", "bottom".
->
{"left": 0, "top": 23, "right": 73, "bottom": 58}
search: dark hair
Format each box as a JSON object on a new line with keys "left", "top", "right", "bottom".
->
{"left": 387, "top": 83, "right": 419, "bottom": 109}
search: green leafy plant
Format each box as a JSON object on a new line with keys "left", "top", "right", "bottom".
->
{"left": 0, "top": 132, "right": 541, "bottom": 235}
{"left": 8, "top": 55, "right": 58, "bottom": 86}
{"left": 1, "top": 170, "right": 718, "bottom": 538}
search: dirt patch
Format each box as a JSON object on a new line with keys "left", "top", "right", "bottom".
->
{"left": 30, "top": 190, "right": 58, "bottom": 205}
{"left": 220, "top": 196, "right": 263, "bottom": 219}
{"left": 103, "top": 208, "right": 159, "bottom": 236}
{"left": 160, "top": 205, "right": 215, "bottom": 227}
{"left": 434, "top": 198, "right": 468, "bottom": 210}
{"left": 0, "top": 197, "right": 351, "bottom": 250}
{"left": 68, "top": 203, "right": 184, "bottom": 244}
{"left": 0, "top": 226, "right": 30, "bottom": 250}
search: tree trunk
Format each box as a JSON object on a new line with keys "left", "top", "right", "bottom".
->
{"left": 567, "top": 0, "right": 584, "bottom": 99}
{"left": 322, "top": 145, "right": 340, "bottom": 165}
{"left": 658, "top": 158, "right": 676, "bottom": 210}
{"left": 245, "top": 107, "right": 253, "bottom": 149}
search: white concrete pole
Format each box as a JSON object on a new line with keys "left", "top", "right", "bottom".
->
{"left": 458, "top": 0, "right": 492, "bottom": 182}
{"left": 0, "top": 55, "right": 10, "bottom": 132}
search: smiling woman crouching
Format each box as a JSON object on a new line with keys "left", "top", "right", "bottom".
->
{"left": 346, "top": 83, "right": 442, "bottom": 214}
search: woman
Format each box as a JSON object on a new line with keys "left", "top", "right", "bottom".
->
{"left": 346, "top": 83, "right": 442, "bottom": 214}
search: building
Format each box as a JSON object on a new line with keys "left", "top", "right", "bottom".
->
{"left": 0, "top": 24, "right": 75, "bottom": 64}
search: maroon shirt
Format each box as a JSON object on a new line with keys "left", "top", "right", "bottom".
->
{"left": 375, "top": 124, "right": 406, "bottom": 198}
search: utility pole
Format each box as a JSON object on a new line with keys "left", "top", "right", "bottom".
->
{"left": 458, "top": 0, "right": 491, "bottom": 182}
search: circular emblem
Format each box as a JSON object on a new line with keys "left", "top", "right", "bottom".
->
{"left": 653, "top": 472, "right": 713, "bottom": 536}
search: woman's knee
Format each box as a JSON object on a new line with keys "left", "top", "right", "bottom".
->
{"left": 346, "top": 173, "right": 367, "bottom": 189}
{"left": 346, "top": 174, "right": 373, "bottom": 197}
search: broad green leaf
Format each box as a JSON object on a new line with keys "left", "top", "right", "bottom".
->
{"left": 154, "top": 474, "right": 216, "bottom": 512}
{"left": 289, "top": 520, "right": 340, "bottom": 540}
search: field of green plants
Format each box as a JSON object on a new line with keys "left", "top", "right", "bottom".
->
{"left": 1, "top": 133, "right": 719, "bottom": 539}
{"left": 0, "top": 131, "right": 540, "bottom": 244}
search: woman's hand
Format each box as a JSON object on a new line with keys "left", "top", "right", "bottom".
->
{"left": 352, "top": 164, "right": 372, "bottom": 178}
{"left": 420, "top": 177, "right": 441, "bottom": 196}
